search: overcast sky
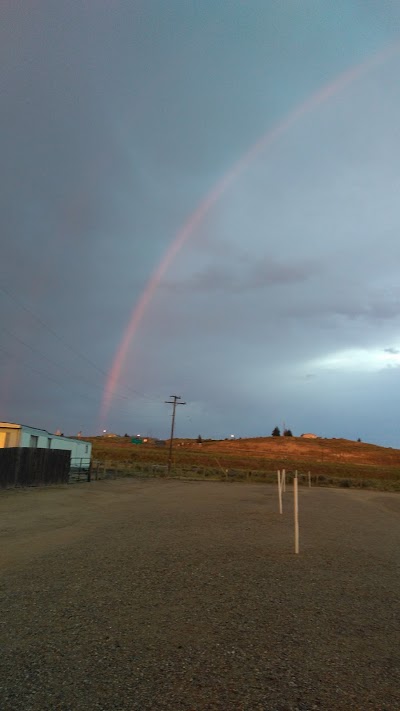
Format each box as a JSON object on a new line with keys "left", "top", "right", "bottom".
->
{"left": 1, "top": 1, "right": 400, "bottom": 445}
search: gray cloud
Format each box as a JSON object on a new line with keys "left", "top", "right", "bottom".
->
{"left": 162, "top": 257, "right": 318, "bottom": 294}
{"left": 2, "top": 2, "right": 400, "bottom": 444}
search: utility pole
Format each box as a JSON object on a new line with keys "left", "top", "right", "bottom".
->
{"left": 165, "top": 395, "right": 186, "bottom": 476}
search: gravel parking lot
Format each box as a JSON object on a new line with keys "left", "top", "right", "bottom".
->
{"left": 1, "top": 478, "right": 399, "bottom": 710}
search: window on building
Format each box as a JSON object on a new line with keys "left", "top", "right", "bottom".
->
{"left": 85, "top": 445, "right": 89, "bottom": 453}
{"left": 30, "top": 435, "right": 38, "bottom": 448}
{"left": 47, "top": 438, "right": 52, "bottom": 449}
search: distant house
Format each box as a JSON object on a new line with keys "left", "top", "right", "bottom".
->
{"left": 154, "top": 439, "right": 166, "bottom": 447}
{"left": 300, "top": 433, "right": 318, "bottom": 439}
{"left": 0, "top": 422, "right": 92, "bottom": 469}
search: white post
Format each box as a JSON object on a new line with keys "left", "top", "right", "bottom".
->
{"left": 308, "top": 470, "right": 311, "bottom": 488}
{"left": 277, "top": 470, "right": 283, "bottom": 515}
{"left": 282, "top": 468, "right": 286, "bottom": 493}
{"left": 294, "top": 472, "right": 299, "bottom": 554}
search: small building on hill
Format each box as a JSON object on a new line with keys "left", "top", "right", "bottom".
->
{"left": 0, "top": 422, "right": 92, "bottom": 468}
{"left": 154, "top": 439, "right": 166, "bottom": 447}
{"left": 300, "top": 433, "right": 318, "bottom": 439}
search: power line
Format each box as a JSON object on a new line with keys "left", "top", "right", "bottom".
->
{"left": 0, "top": 339, "right": 168, "bottom": 433}
{"left": 165, "top": 395, "right": 186, "bottom": 476}
{"left": 0, "top": 326, "right": 142, "bottom": 405}
{"left": 0, "top": 341, "right": 167, "bottom": 429}
{"left": 0, "top": 283, "right": 160, "bottom": 404}
{"left": 0, "top": 343, "right": 147, "bottom": 412}
{"left": 0, "top": 344, "right": 70, "bottom": 390}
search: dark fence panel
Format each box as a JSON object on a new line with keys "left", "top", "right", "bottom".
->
{"left": 0, "top": 448, "right": 71, "bottom": 488}
{"left": 0, "top": 448, "right": 18, "bottom": 488}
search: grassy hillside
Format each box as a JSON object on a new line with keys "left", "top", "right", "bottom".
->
{"left": 87, "top": 435, "right": 400, "bottom": 490}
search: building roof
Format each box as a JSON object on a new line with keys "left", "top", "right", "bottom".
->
{"left": 0, "top": 422, "right": 90, "bottom": 446}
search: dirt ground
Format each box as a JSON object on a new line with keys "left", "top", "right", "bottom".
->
{"left": 1, "top": 479, "right": 399, "bottom": 710}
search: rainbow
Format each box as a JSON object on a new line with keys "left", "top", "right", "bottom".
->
{"left": 101, "top": 42, "right": 399, "bottom": 421}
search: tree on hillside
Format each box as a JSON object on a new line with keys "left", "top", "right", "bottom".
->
{"left": 271, "top": 426, "right": 281, "bottom": 437}
{"left": 197, "top": 434, "right": 203, "bottom": 443}
{"left": 283, "top": 429, "right": 293, "bottom": 437}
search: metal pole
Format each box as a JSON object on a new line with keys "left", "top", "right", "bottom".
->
{"left": 165, "top": 395, "right": 186, "bottom": 476}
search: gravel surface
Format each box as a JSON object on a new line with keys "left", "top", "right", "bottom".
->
{"left": 1, "top": 479, "right": 399, "bottom": 710}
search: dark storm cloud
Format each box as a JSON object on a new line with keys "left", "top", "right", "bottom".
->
{"left": 2, "top": 1, "right": 400, "bottom": 444}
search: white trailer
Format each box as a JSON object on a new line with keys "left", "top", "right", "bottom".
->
{"left": 0, "top": 422, "right": 92, "bottom": 469}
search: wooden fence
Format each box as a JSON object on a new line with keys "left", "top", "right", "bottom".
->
{"left": 0, "top": 448, "right": 71, "bottom": 488}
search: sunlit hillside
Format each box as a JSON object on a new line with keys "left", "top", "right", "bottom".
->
{"left": 87, "top": 435, "right": 400, "bottom": 490}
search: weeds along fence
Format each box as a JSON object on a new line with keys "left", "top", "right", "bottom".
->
{"left": 0, "top": 448, "right": 71, "bottom": 488}
{"left": 90, "top": 460, "right": 399, "bottom": 490}
{"left": 92, "top": 460, "right": 168, "bottom": 480}
{"left": 0, "top": 449, "right": 389, "bottom": 490}
{"left": 91, "top": 461, "right": 310, "bottom": 484}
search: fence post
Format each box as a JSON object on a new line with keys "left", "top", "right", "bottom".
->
{"left": 294, "top": 471, "right": 299, "bottom": 554}
{"left": 87, "top": 462, "right": 92, "bottom": 483}
{"left": 277, "top": 470, "right": 283, "bottom": 514}
{"left": 282, "top": 468, "right": 286, "bottom": 493}
{"left": 308, "top": 471, "right": 311, "bottom": 488}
